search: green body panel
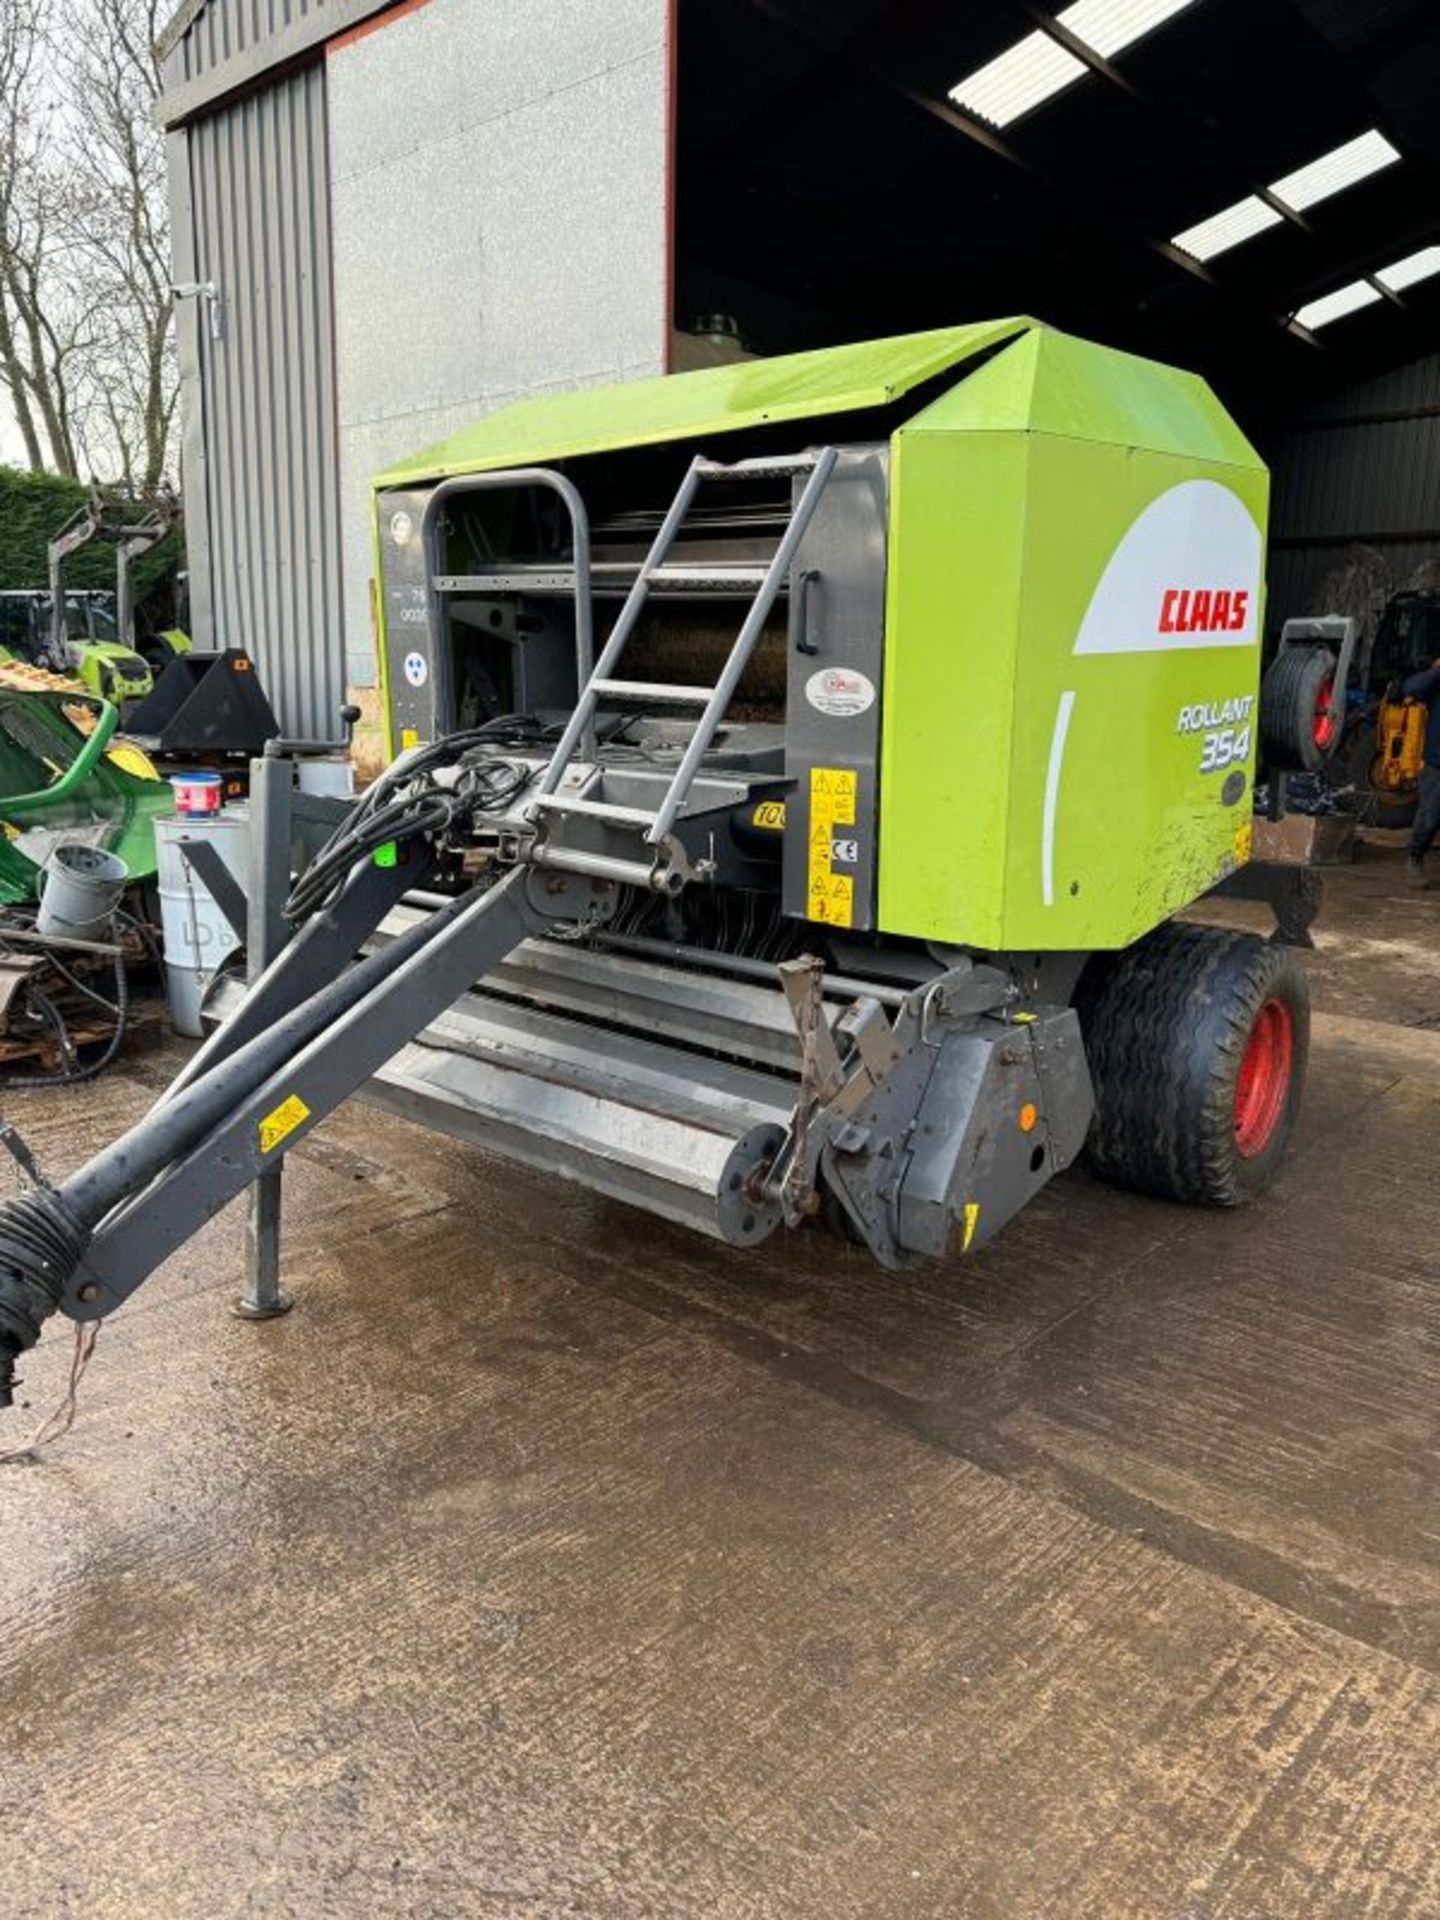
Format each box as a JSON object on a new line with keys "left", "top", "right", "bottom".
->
{"left": 374, "top": 318, "right": 1030, "bottom": 488}
{"left": 0, "top": 693, "right": 168, "bottom": 899}
{"left": 74, "top": 641, "right": 153, "bottom": 704}
{"left": 879, "top": 327, "right": 1268, "bottom": 950}
{"left": 877, "top": 429, "right": 1029, "bottom": 948}
{"left": 916, "top": 324, "right": 1260, "bottom": 463}
{"left": 374, "top": 318, "right": 1269, "bottom": 954}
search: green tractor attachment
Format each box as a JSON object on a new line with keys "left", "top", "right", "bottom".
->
{"left": 0, "top": 680, "right": 170, "bottom": 901}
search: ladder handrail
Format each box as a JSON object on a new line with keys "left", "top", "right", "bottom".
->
{"left": 646, "top": 445, "right": 838, "bottom": 843}
{"left": 530, "top": 444, "right": 839, "bottom": 852}
{"left": 534, "top": 458, "right": 706, "bottom": 796}
{"left": 421, "top": 469, "right": 596, "bottom": 758}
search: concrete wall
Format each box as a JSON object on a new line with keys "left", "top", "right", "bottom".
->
{"left": 326, "top": 0, "right": 670, "bottom": 690}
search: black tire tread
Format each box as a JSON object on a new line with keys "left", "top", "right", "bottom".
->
{"left": 1078, "top": 923, "right": 1309, "bottom": 1207}
{"left": 1260, "top": 644, "right": 1335, "bottom": 774}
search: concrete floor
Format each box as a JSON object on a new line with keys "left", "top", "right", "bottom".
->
{"left": 4, "top": 846, "right": 1439, "bottom": 1918}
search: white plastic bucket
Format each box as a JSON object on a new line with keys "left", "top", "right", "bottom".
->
{"left": 36, "top": 843, "right": 129, "bottom": 941}
{"left": 169, "top": 771, "right": 224, "bottom": 816}
{"left": 156, "top": 813, "right": 251, "bottom": 1037}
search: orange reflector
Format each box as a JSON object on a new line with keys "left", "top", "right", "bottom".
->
{"left": 1018, "top": 1102, "right": 1038, "bottom": 1134}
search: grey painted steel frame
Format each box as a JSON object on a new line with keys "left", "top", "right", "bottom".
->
{"left": 237, "top": 754, "right": 298, "bottom": 1316}
{"left": 780, "top": 445, "right": 888, "bottom": 930}
{"left": 60, "top": 860, "right": 603, "bottom": 1322}
{"left": 422, "top": 471, "right": 597, "bottom": 756}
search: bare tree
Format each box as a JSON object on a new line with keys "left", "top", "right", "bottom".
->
{"left": 0, "top": 0, "right": 176, "bottom": 483}
{"left": 0, "top": 0, "right": 88, "bottom": 476}
{"left": 56, "top": 0, "right": 176, "bottom": 484}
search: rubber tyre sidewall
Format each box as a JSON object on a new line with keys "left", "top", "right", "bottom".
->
{"left": 1260, "top": 645, "right": 1336, "bottom": 775}
{"left": 1078, "top": 925, "right": 1310, "bottom": 1207}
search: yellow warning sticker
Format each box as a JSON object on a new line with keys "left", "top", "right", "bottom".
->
{"left": 401, "top": 727, "right": 419, "bottom": 751}
{"left": 962, "top": 1202, "right": 981, "bottom": 1253}
{"left": 1233, "top": 819, "right": 1253, "bottom": 865}
{"left": 752, "top": 800, "right": 786, "bottom": 830}
{"left": 811, "top": 765, "right": 856, "bottom": 824}
{"left": 807, "top": 768, "right": 858, "bottom": 927}
{"left": 258, "top": 1094, "right": 311, "bottom": 1156}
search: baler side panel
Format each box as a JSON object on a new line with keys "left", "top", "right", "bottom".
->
{"left": 876, "top": 428, "right": 1030, "bottom": 948}
{"left": 782, "top": 446, "right": 889, "bottom": 931}
{"left": 376, "top": 490, "right": 435, "bottom": 753}
{"left": 1002, "top": 440, "right": 1269, "bottom": 950}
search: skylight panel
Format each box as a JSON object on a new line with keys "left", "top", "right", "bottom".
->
{"left": 948, "top": 31, "right": 1087, "bottom": 128}
{"left": 1375, "top": 245, "right": 1440, "bottom": 293}
{"left": 948, "top": 0, "right": 1198, "bottom": 128}
{"left": 1294, "top": 281, "right": 1382, "bottom": 331}
{"left": 1055, "top": 0, "right": 1197, "bottom": 60}
{"left": 1268, "top": 130, "right": 1400, "bottom": 214}
{"left": 1171, "top": 129, "right": 1404, "bottom": 263}
{"left": 1171, "top": 196, "right": 1283, "bottom": 262}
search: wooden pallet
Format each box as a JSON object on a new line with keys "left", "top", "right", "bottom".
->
{"left": 0, "top": 932, "right": 163, "bottom": 1075}
{"left": 0, "top": 661, "right": 87, "bottom": 697}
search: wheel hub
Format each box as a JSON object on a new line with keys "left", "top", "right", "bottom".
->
{"left": 1234, "top": 999, "right": 1294, "bottom": 1158}
{"left": 1312, "top": 674, "right": 1336, "bottom": 751}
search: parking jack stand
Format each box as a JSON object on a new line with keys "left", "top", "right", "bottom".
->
{"left": 233, "top": 751, "right": 294, "bottom": 1321}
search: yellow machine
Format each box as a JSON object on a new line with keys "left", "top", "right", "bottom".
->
{"left": 1373, "top": 697, "right": 1426, "bottom": 795}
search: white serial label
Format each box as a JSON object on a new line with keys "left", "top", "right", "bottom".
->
{"left": 1073, "top": 480, "right": 1262, "bottom": 656}
{"left": 403, "top": 650, "right": 428, "bottom": 687}
{"left": 806, "top": 666, "right": 875, "bottom": 717}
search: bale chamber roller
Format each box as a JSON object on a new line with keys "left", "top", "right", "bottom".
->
{"left": 0, "top": 321, "right": 1326, "bottom": 1405}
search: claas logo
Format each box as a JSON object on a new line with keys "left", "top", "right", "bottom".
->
{"left": 1159, "top": 588, "right": 1250, "bottom": 635}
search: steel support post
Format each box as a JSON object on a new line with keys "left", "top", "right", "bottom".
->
{"left": 234, "top": 753, "right": 295, "bottom": 1320}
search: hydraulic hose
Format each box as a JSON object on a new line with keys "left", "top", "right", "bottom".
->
{"left": 0, "top": 1187, "right": 90, "bottom": 1408}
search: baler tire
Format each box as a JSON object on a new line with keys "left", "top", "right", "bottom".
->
{"left": 1077, "top": 924, "right": 1309, "bottom": 1207}
{"left": 1260, "top": 644, "right": 1338, "bottom": 773}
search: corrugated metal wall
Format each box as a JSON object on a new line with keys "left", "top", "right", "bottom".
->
{"left": 169, "top": 0, "right": 327, "bottom": 85}
{"left": 1268, "top": 350, "right": 1440, "bottom": 625}
{"left": 177, "top": 62, "right": 343, "bottom": 735}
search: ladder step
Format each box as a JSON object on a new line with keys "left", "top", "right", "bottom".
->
{"left": 694, "top": 452, "right": 820, "bottom": 480}
{"left": 643, "top": 565, "right": 770, "bottom": 590}
{"left": 590, "top": 679, "right": 715, "bottom": 705}
{"left": 531, "top": 844, "right": 671, "bottom": 892}
{"left": 531, "top": 794, "right": 656, "bottom": 827}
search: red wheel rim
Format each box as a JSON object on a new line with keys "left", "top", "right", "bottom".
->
{"left": 1234, "top": 999, "right": 1294, "bottom": 1158}
{"left": 1312, "top": 675, "right": 1337, "bottom": 750}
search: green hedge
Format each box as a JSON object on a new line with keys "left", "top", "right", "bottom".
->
{"left": 0, "top": 465, "right": 184, "bottom": 599}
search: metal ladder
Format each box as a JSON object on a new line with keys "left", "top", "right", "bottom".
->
{"left": 530, "top": 446, "right": 839, "bottom": 861}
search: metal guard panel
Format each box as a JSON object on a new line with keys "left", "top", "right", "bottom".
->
{"left": 373, "top": 319, "right": 1034, "bottom": 491}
